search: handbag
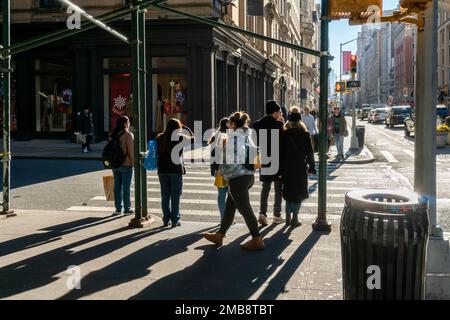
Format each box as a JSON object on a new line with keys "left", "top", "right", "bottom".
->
{"left": 75, "top": 132, "right": 87, "bottom": 144}
{"left": 214, "top": 171, "right": 228, "bottom": 188}
{"left": 102, "top": 175, "right": 114, "bottom": 201}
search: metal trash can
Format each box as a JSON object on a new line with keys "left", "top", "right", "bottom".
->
{"left": 355, "top": 125, "right": 365, "bottom": 149}
{"left": 340, "top": 189, "right": 429, "bottom": 300}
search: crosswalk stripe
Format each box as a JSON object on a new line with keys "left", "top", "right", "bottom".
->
{"left": 142, "top": 178, "right": 387, "bottom": 185}
{"left": 380, "top": 151, "right": 399, "bottom": 163}
{"left": 403, "top": 149, "right": 414, "bottom": 158}
{"left": 132, "top": 184, "right": 359, "bottom": 191}
{"left": 67, "top": 200, "right": 345, "bottom": 212}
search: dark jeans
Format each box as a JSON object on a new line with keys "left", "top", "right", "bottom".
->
{"left": 219, "top": 175, "right": 260, "bottom": 238}
{"left": 159, "top": 173, "right": 183, "bottom": 225}
{"left": 82, "top": 134, "right": 93, "bottom": 150}
{"left": 260, "top": 179, "right": 282, "bottom": 217}
{"left": 113, "top": 166, "right": 133, "bottom": 212}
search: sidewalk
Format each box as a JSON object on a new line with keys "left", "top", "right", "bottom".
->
{"left": 0, "top": 209, "right": 342, "bottom": 300}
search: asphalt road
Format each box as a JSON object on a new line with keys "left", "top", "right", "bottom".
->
{"left": 361, "top": 118, "right": 450, "bottom": 232}
{"left": 1, "top": 122, "right": 449, "bottom": 232}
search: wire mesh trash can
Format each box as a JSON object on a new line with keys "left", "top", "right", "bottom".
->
{"left": 340, "top": 189, "right": 429, "bottom": 300}
{"left": 355, "top": 125, "right": 365, "bottom": 149}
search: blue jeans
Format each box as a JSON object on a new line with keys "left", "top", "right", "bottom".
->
{"left": 113, "top": 166, "right": 133, "bottom": 212}
{"left": 286, "top": 201, "right": 301, "bottom": 215}
{"left": 335, "top": 134, "right": 344, "bottom": 157}
{"left": 158, "top": 174, "right": 183, "bottom": 225}
{"left": 217, "top": 187, "right": 227, "bottom": 220}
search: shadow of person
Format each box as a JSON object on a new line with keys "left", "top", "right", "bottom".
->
{"left": 129, "top": 223, "right": 299, "bottom": 300}
{"left": 57, "top": 226, "right": 216, "bottom": 300}
{"left": 0, "top": 224, "right": 170, "bottom": 299}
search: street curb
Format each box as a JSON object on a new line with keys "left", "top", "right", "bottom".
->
{"left": 343, "top": 147, "right": 375, "bottom": 165}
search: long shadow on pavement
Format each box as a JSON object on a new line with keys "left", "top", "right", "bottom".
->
{"left": 129, "top": 224, "right": 315, "bottom": 300}
{"left": 0, "top": 216, "right": 122, "bottom": 257}
{"left": 0, "top": 222, "right": 172, "bottom": 298}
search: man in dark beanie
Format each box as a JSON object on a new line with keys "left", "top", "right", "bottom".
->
{"left": 252, "top": 100, "right": 284, "bottom": 226}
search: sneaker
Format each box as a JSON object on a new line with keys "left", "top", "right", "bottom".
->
{"left": 272, "top": 216, "right": 285, "bottom": 224}
{"left": 123, "top": 210, "right": 134, "bottom": 215}
{"left": 204, "top": 232, "right": 225, "bottom": 246}
{"left": 83, "top": 148, "right": 88, "bottom": 153}
{"left": 171, "top": 221, "right": 181, "bottom": 228}
{"left": 112, "top": 210, "right": 122, "bottom": 216}
{"left": 241, "top": 236, "right": 265, "bottom": 251}
{"left": 258, "top": 214, "right": 268, "bottom": 226}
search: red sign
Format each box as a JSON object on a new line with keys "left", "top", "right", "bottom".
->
{"left": 342, "top": 51, "right": 352, "bottom": 74}
{"left": 110, "top": 74, "right": 130, "bottom": 130}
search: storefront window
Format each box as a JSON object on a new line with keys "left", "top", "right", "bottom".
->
{"left": 35, "top": 59, "right": 73, "bottom": 133}
{"left": 151, "top": 57, "right": 187, "bottom": 132}
{"left": 103, "top": 58, "right": 132, "bottom": 132}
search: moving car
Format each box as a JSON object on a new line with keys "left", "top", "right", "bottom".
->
{"left": 359, "top": 107, "right": 373, "bottom": 120}
{"left": 404, "top": 105, "right": 449, "bottom": 137}
{"left": 368, "top": 108, "right": 388, "bottom": 123}
{"left": 385, "top": 105, "right": 413, "bottom": 127}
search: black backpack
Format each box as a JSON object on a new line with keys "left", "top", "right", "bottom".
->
{"left": 102, "top": 132, "right": 126, "bottom": 169}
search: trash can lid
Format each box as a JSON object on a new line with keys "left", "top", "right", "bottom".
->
{"left": 345, "top": 189, "right": 427, "bottom": 214}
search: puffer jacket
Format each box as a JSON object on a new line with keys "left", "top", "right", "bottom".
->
{"left": 219, "top": 128, "right": 256, "bottom": 181}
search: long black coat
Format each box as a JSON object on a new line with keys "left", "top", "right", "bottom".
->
{"left": 279, "top": 128, "right": 316, "bottom": 203}
{"left": 252, "top": 115, "right": 284, "bottom": 182}
{"left": 76, "top": 111, "right": 93, "bottom": 135}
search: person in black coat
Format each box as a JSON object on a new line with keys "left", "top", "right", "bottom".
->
{"left": 279, "top": 111, "right": 316, "bottom": 227}
{"left": 76, "top": 106, "right": 94, "bottom": 153}
{"left": 252, "top": 100, "right": 284, "bottom": 226}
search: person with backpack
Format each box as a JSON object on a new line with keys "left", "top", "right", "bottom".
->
{"left": 208, "top": 117, "right": 229, "bottom": 221}
{"left": 252, "top": 100, "right": 284, "bottom": 226}
{"left": 156, "top": 118, "right": 194, "bottom": 228}
{"left": 108, "top": 116, "right": 134, "bottom": 215}
{"left": 279, "top": 111, "right": 316, "bottom": 227}
{"left": 204, "top": 111, "right": 264, "bottom": 251}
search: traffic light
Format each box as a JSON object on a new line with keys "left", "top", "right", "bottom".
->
{"left": 335, "top": 82, "right": 346, "bottom": 93}
{"left": 328, "top": 0, "right": 382, "bottom": 20}
{"left": 350, "top": 55, "right": 357, "bottom": 78}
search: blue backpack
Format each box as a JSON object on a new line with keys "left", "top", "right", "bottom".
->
{"left": 143, "top": 140, "right": 158, "bottom": 171}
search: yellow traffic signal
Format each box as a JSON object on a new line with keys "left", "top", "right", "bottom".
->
{"left": 335, "top": 82, "right": 346, "bottom": 93}
{"left": 328, "top": 0, "right": 383, "bottom": 20}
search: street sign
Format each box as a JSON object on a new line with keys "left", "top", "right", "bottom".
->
{"left": 346, "top": 80, "right": 361, "bottom": 91}
{"left": 335, "top": 81, "right": 346, "bottom": 92}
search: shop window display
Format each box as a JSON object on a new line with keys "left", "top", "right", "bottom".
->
{"left": 35, "top": 59, "right": 73, "bottom": 133}
{"left": 151, "top": 57, "right": 187, "bottom": 133}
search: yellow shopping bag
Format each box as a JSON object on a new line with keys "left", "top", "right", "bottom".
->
{"left": 103, "top": 175, "right": 114, "bottom": 201}
{"left": 214, "top": 171, "right": 228, "bottom": 188}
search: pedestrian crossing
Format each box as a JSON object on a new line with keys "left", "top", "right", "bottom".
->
{"left": 65, "top": 161, "right": 408, "bottom": 223}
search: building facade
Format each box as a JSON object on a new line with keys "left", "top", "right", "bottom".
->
{"left": 2, "top": 0, "right": 312, "bottom": 140}
{"left": 438, "top": 7, "right": 450, "bottom": 105}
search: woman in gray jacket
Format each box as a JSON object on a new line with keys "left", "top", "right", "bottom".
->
{"left": 204, "top": 111, "right": 264, "bottom": 251}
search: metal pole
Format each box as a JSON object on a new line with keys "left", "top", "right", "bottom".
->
{"left": 350, "top": 70, "right": 359, "bottom": 151}
{"left": 340, "top": 43, "right": 342, "bottom": 109}
{"left": 415, "top": 0, "right": 441, "bottom": 238}
{"left": 313, "top": 0, "right": 331, "bottom": 232}
{"left": 129, "top": 6, "right": 143, "bottom": 227}
{"left": 138, "top": 3, "right": 149, "bottom": 219}
{"left": 2, "top": 0, "right": 13, "bottom": 215}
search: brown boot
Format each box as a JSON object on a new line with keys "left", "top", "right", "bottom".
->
{"left": 241, "top": 236, "right": 265, "bottom": 251}
{"left": 204, "top": 232, "right": 225, "bottom": 246}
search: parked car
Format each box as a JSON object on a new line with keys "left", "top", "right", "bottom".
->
{"left": 404, "top": 105, "right": 449, "bottom": 137}
{"left": 368, "top": 108, "right": 388, "bottom": 123}
{"left": 386, "top": 105, "right": 413, "bottom": 127}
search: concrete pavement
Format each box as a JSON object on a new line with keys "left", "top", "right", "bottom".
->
{"left": 0, "top": 209, "right": 342, "bottom": 300}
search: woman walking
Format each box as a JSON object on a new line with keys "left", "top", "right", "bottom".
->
{"left": 204, "top": 112, "right": 264, "bottom": 251}
{"left": 209, "top": 117, "right": 229, "bottom": 221}
{"left": 156, "top": 118, "right": 193, "bottom": 228}
{"left": 111, "top": 116, "right": 134, "bottom": 215}
{"left": 279, "top": 111, "right": 316, "bottom": 227}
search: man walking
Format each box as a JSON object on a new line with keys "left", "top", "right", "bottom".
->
{"left": 302, "top": 106, "right": 319, "bottom": 152}
{"left": 328, "top": 106, "right": 348, "bottom": 161}
{"left": 252, "top": 100, "right": 284, "bottom": 226}
{"left": 76, "top": 106, "right": 94, "bottom": 153}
